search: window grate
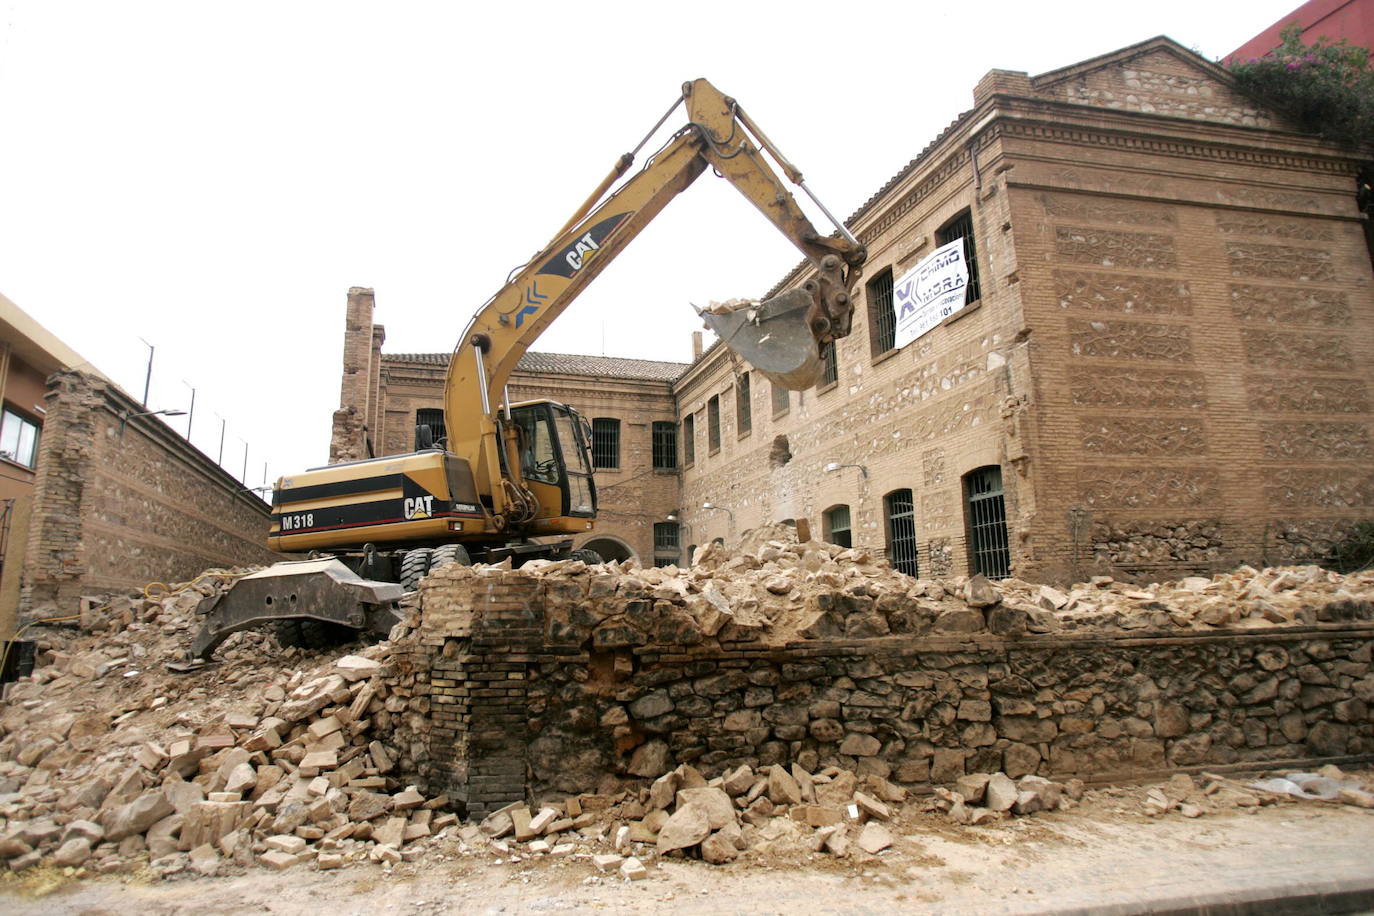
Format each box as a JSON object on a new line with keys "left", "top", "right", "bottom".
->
{"left": 652, "top": 421, "right": 677, "bottom": 469}
{"left": 591, "top": 418, "right": 620, "bottom": 469}
{"left": 885, "top": 489, "right": 919, "bottom": 577}
{"left": 820, "top": 340, "right": 838, "bottom": 387}
{"left": 415, "top": 408, "right": 446, "bottom": 449}
{"left": 707, "top": 396, "right": 720, "bottom": 453}
{"left": 736, "top": 373, "right": 751, "bottom": 436}
{"left": 825, "top": 504, "right": 852, "bottom": 548}
{"left": 936, "top": 210, "right": 981, "bottom": 304}
{"left": 771, "top": 382, "right": 789, "bottom": 416}
{"left": 654, "top": 522, "right": 679, "bottom": 551}
{"left": 868, "top": 269, "right": 895, "bottom": 355}
{"left": 966, "top": 466, "right": 1010, "bottom": 579}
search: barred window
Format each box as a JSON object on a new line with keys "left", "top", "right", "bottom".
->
{"left": 884, "top": 488, "right": 918, "bottom": 577}
{"left": 936, "top": 209, "right": 981, "bottom": 304}
{"left": 652, "top": 421, "right": 677, "bottom": 469}
{"left": 771, "top": 382, "right": 789, "bottom": 417}
{"left": 654, "top": 521, "right": 680, "bottom": 567}
{"left": 591, "top": 418, "right": 620, "bottom": 469}
{"left": 654, "top": 522, "right": 679, "bottom": 551}
{"left": 824, "top": 504, "right": 852, "bottom": 548}
{"left": 683, "top": 414, "right": 695, "bottom": 466}
{"left": 965, "top": 465, "right": 1010, "bottom": 579}
{"left": 819, "top": 340, "right": 837, "bottom": 388}
{"left": 707, "top": 395, "right": 720, "bottom": 454}
{"left": 736, "top": 373, "right": 752, "bottom": 437}
{"left": 415, "top": 408, "right": 446, "bottom": 450}
{"left": 868, "top": 268, "right": 895, "bottom": 356}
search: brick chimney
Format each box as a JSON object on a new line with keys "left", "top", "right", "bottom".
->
{"left": 692, "top": 331, "right": 703, "bottom": 361}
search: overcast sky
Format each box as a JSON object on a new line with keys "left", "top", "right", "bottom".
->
{"left": 0, "top": 0, "right": 1299, "bottom": 490}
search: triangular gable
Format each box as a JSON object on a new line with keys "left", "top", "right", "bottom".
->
{"left": 1030, "top": 35, "right": 1279, "bottom": 130}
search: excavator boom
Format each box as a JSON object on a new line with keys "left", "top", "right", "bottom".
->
{"left": 448, "top": 78, "right": 865, "bottom": 523}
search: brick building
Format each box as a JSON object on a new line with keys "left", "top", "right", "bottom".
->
{"left": 0, "top": 293, "right": 280, "bottom": 637}
{"left": 334, "top": 36, "right": 1373, "bottom": 584}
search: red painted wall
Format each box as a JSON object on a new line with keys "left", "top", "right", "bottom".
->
{"left": 1229, "top": 0, "right": 1374, "bottom": 61}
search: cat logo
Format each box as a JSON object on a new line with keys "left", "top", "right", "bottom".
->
{"left": 404, "top": 496, "right": 435, "bottom": 520}
{"left": 537, "top": 212, "right": 630, "bottom": 279}
{"left": 564, "top": 231, "right": 601, "bottom": 272}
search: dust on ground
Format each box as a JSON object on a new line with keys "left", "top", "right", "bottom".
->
{"left": 3, "top": 782, "right": 1373, "bottom": 915}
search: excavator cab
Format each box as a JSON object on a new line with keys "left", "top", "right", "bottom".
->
{"left": 510, "top": 400, "right": 597, "bottom": 521}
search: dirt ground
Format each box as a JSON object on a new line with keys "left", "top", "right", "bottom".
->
{"left": 4, "top": 778, "right": 1374, "bottom": 916}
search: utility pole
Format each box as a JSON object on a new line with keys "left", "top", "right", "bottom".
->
{"left": 216, "top": 415, "right": 226, "bottom": 464}
{"left": 139, "top": 337, "right": 154, "bottom": 408}
{"left": 183, "top": 381, "right": 196, "bottom": 440}
{"left": 240, "top": 439, "right": 248, "bottom": 483}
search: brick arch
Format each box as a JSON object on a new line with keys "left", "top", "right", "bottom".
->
{"left": 578, "top": 536, "right": 635, "bottom": 563}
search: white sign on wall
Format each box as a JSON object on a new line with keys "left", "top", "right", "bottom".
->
{"left": 892, "top": 238, "right": 969, "bottom": 350}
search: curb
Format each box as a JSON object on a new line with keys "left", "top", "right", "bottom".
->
{"left": 1044, "top": 875, "right": 1374, "bottom": 916}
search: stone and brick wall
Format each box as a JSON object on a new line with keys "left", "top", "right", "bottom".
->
{"left": 20, "top": 370, "right": 279, "bottom": 619}
{"left": 384, "top": 567, "right": 1374, "bottom": 817}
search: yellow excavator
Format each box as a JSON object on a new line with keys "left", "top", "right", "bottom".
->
{"left": 183, "top": 78, "right": 865, "bottom": 660}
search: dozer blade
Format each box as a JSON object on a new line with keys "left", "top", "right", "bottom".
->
{"left": 699, "top": 288, "right": 824, "bottom": 390}
{"left": 177, "top": 558, "right": 403, "bottom": 664}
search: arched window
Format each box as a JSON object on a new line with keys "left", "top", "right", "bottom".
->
{"left": 823, "top": 504, "right": 852, "bottom": 548}
{"left": 884, "top": 489, "right": 918, "bottom": 577}
{"left": 964, "top": 465, "right": 1010, "bottom": 578}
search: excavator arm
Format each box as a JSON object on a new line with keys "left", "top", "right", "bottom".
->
{"left": 445, "top": 78, "right": 866, "bottom": 525}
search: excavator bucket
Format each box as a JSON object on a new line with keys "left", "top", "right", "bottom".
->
{"left": 174, "top": 558, "right": 404, "bottom": 665}
{"left": 699, "top": 288, "right": 824, "bottom": 390}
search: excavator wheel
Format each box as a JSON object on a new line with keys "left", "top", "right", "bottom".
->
{"left": 399, "top": 547, "right": 434, "bottom": 593}
{"left": 272, "top": 618, "right": 357, "bottom": 651}
{"left": 569, "top": 548, "right": 604, "bottom": 566}
{"left": 429, "top": 543, "right": 472, "bottom": 573}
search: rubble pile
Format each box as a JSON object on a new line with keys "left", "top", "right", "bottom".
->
{"left": 2, "top": 531, "right": 1372, "bottom": 880}
{"left": 0, "top": 575, "right": 458, "bottom": 877}
{"left": 470, "top": 525, "right": 1374, "bottom": 648}
{"left": 460, "top": 761, "right": 1374, "bottom": 872}
{"left": 474, "top": 760, "right": 1067, "bottom": 867}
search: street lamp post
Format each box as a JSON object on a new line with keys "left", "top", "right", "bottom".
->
{"left": 119, "top": 407, "right": 186, "bottom": 438}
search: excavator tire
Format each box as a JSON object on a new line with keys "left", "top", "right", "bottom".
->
{"left": 272, "top": 618, "right": 356, "bottom": 650}
{"left": 429, "top": 543, "right": 472, "bottom": 573}
{"left": 272, "top": 618, "right": 306, "bottom": 648}
{"left": 569, "top": 548, "right": 604, "bottom": 566}
{"left": 399, "top": 547, "right": 433, "bottom": 593}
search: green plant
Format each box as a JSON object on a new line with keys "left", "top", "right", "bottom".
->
{"left": 1227, "top": 24, "right": 1374, "bottom": 150}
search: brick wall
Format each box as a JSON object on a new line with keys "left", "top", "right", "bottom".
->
{"left": 383, "top": 568, "right": 1374, "bottom": 816}
{"left": 20, "top": 370, "right": 279, "bottom": 619}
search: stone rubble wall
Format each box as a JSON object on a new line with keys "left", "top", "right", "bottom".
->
{"left": 385, "top": 566, "right": 1374, "bottom": 817}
